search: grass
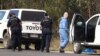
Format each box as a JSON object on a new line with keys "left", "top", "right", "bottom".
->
{"left": 50, "top": 36, "right": 73, "bottom": 51}
{"left": 0, "top": 44, "right": 3, "bottom": 48}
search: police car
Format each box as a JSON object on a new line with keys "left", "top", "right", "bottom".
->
{"left": 70, "top": 13, "right": 100, "bottom": 54}
{"left": 0, "top": 9, "right": 46, "bottom": 50}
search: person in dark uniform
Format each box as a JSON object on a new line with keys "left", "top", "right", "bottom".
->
{"left": 7, "top": 13, "right": 22, "bottom": 51}
{"left": 40, "top": 13, "right": 53, "bottom": 53}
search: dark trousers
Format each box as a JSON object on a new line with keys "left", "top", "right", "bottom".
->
{"left": 11, "top": 34, "right": 21, "bottom": 50}
{"left": 41, "top": 34, "right": 52, "bottom": 52}
{"left": 11, "top": 29, "right": 22, "bottom": 50}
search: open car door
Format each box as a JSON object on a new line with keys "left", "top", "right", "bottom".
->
{"left": 70, "top": 14, "right": 85, "bottom": 43}
{"left": 86, "top": 15, "right": 100, "bottom": 43}
{"left": 70, "top": 13, "right": 86, "bottom": 53}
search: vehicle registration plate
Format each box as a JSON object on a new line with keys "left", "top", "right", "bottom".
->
{"left": 30, "top": 34, "right": 38, "bottom": 37}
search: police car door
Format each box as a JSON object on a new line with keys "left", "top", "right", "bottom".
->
{"left": 86, "top": 14, "right": 100, "bottom": 43}
{"left": 69, "top": 14, "right": 85, "bottom": 43}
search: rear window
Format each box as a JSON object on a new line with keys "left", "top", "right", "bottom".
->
{"left": 21, "top": 11, "right": 45, "bottom": 21}
{"left": 0, "top": 11, "right": 5, "bottom": 20}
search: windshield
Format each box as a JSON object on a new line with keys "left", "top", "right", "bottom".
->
{"left": 21, "top": 11, "right": 45, "bottom": 21}
{"left": 0, "top": 11, "right": 5, "bottom": 20}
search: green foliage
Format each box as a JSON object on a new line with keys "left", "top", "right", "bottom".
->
{"left": 0, "top": 0, "right": 98, "bottom": 28}
{"left": 0, "top": 0, "right": 99, "bottom": 38}
{"left": 0, "top": 0, "right": 97, "bottom": 18}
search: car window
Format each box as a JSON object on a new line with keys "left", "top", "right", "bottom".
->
{"left": 74, "top": 15, "right": 84, "bottom": 26}
{"left": 7, "top": 10, "right": 19, "bottom": 19}
{"left": 87, "top": 16, "right": 99, "bottom": 26}
{"left": 0, "top": 11, "right": 5, "bottom": 20}
{"left": 21, "top": 11, "right": 45, "bottom": 21}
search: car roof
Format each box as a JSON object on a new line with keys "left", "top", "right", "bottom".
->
{"left": 10, "top": 9, "right": 46, "bottom": 12}
{"left": 0, "top": 10, "right": 9, "bottom": 11}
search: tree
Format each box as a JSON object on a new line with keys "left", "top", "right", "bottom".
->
{"left": 0, "top": 0, "right": 98, "bottom": 24}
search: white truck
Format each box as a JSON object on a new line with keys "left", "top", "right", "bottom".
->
{"left": 70, "top": 13, "right": 100, "bottom": 53}
{"left": 0, "top": 9, "right": 46, "bottom": 50}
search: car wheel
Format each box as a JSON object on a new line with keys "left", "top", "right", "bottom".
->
{"left": 73, "top": 42, "right": 83, "bottom": 54}
{"left": 3, "top": 32, "right": 11, "bottom": 49}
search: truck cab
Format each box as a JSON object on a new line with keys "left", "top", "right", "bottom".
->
{"left": 70, "top": 13, "right": 100, "bottom": 53}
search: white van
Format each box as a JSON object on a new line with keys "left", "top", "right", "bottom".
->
{"left": 0, "top": 9, "right": 46, "bottom": 50}
{"left": 70, "top": 13, "right": 100, "bottom": 54}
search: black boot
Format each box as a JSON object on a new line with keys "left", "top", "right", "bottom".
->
{"left": 60, "top": 47, "right": 65, "bottom": 53}
{"left": 18, "top": 47, "right": 22, "bottom": 51}
{"left": 46, "top": 50, "right": 50, "bottom": 53}
{"left": 25, "top": 45, "right": 31, "bottom": 50}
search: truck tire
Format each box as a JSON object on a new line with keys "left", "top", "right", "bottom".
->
{"left": 35, "top": 41, "right": 41, "bottom": 50}
{"left": 73, "top": 42, "right": 83, "bottom": 54}
{"left": 3, "top": 33, "right": 12, "bottom": 49}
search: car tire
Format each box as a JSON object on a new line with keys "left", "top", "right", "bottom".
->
{"left": 3, "top": 32, "right": 12, "bottom": 49}
{"left": 73, "top": 42, "right": 83, "bottom": 54}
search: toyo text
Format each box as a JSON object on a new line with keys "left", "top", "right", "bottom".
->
{"left": 26, "top": 25, "right": 41, "bottom": 30}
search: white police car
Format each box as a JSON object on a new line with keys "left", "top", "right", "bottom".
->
{"left": 70, "top": 13, "right": 100, "bottom": 53}
{"left": 0, "top": 9, "right": 46, "bottom": 50}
